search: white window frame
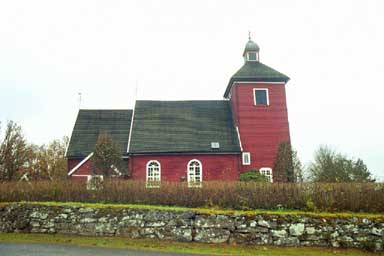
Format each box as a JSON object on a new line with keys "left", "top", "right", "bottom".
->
{"left": 242, "top": 152, "right": 251, "bottom": 165}
{"left": 187, "top": 159, "right": 203, "bottom": 188}
{"left": 253, "top": 88, "right": 269, "bottom": 106}
{"left": 247, "top": 51, "right": 259, "bottom": 62}
{"left": 259, "top": 167, "right": 273, "bottom": 183}
{"left": 146, "top": 160, "right": 161, "bottom": 188}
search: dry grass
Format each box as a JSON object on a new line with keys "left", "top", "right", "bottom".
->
{"left": 0, "top": 180, "right": 383, "bottom": 213}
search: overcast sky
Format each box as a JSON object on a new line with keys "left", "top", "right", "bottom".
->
{"left": 1, "top": 0, "right": 383, "bottom": 180}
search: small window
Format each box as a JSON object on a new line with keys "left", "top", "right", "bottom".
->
{"left": 254, "top": 88, "right": 269, "bottom": 106}
{"left": 260, "top": 167, "right": 273, "bottom": 183}
{"left": 188, "top": 159, "right": 202, "bottom": 188}
{"left": 242, "top": 152, "right": 251, "bottom": 165}
{"left": 247, "top": 52, "right": 258, "bottom": 61}
{"left": 146, "top": 160, "right": 161, "bottom": 187}
{"left": 211, "top": 142, "right": 220, "bottom": 149}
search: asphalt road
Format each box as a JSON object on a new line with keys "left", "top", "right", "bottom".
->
{"left": 0, "top": 243, "right": 204, "bottom": 256}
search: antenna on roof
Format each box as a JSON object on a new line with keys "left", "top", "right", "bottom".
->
{"left": 248, "top": 31, "right": 251, "bottom": 40}
{"left": 78, "top": 92, "right": 82, "bottom": 109}
{"left": 135, "top": 80, "right": 138, "bottom": 101}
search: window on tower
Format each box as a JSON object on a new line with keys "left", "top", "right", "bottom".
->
{"left": 253, "top": 88, "right": 269, "bottom": 106}
{"left": 242, "top": 152, "right": 251, "bottom": 165}
{"left": 247, "top": 52, "right": 258, "bottom": 61}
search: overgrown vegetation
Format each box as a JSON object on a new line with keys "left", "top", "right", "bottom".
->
{"left": 308, "top": 145, "right": 375, "bottom": 182}
{"left": 0, "top": 120, "right": 68, "bottom": 181}
{"left": 239, "top": 169, "right": 268, "bottom": 182}
{"left": 273, "top": 141, "right": 295, "bottom": 182}
{"left": 90, "top": 131, "right": 122, "bottom": 177}
{"left": 0, "top": 180, "right": 383, "bottom": 213}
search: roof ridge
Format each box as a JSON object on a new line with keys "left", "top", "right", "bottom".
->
{"left": 79, "top": 109, "right": 133, "bottom": 111}
{"left": 136, "top": 100, "right": 226, "bottom": 102}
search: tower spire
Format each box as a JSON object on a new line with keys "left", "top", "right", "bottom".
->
{"left": 243, "top": 35, "right": 260, "bottom": 62}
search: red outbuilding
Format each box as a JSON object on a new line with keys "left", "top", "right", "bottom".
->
{"left": 66, "top": 37, "right": 291, "bottom": 184}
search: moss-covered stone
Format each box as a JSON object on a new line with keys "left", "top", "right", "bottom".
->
{"left": 0, "top": 203, "right": 383, "bottom": 251}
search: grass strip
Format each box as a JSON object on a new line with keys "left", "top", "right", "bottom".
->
{"left": 3, "top": 201, "right": 383, "bottom": 220}
{"left": 0, "top": 233, "right": 382, "bottom": 256}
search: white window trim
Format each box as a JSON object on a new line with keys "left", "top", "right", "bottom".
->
{"left": 126, "top": 100, "right": 137, "bottom": 153}
{"left": 259, "top": 167, "right": 273, "bottom": 183}
{"left": 242, "top": 152, "right": 251, "bottom": 165}
{"left": 187, "top": 159, "right": 203, "bottom": 188}
{"left": 67, "top": 152, "right": 94, "bottom": 176}
{"left": 247, "top": 51, "right": 259, "bottom": 62}
{"left": 146, "top": 160, "right": 161, "bottom": 188}
{"left": 253, "top": 88, "right": 270, "bottom": 106}
{"left": 234, "top": 81, "right": 285, "bottom": 85}
{"left": 236, "top": 126, "right": 243, "bottom": 152}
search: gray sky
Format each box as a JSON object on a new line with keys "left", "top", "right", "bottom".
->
{"left": 1, "top": 0, "right": 383, "bottom": 180}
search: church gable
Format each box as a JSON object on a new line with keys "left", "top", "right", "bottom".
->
{"left": 66, "top": 109, "right": 133, "bottom": 158}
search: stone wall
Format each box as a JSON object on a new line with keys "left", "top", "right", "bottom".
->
{"left": 0, "top": 203, "right": 383, "bottom": 251}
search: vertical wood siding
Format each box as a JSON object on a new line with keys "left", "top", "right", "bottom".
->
{"left": 67, "top": 158, "right": 92, "bottom": 179}
{"left": 130, "top": 154, "right": 240, "bottom": 182}
{"left": 230, "top": 83, "right": 291, "bottom": 182}
{"left": 69, "top": 154, "right": 239, "bottom": 182}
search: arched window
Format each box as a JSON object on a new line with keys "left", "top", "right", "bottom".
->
{"left": 146, "top": 160, "right": 161, "bottom": 187}
{"left": 259, "top": 167, "right": 273, "bottom": 183}
{"left": 187, "top": 159, "right": 202, "bottom": 187}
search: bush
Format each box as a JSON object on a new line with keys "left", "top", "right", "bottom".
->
{"left": 239, "top": 169, "right": 268, "bottom": 182}
{"left": 0, "top": 181, "right": 383, "bottom": 213}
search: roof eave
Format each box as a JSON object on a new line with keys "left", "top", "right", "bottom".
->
{"left": 223, "top": 76, "right": 290, "bottom": 98}
{"left": 128, "top": 150, "right": 242, "bottom": 155}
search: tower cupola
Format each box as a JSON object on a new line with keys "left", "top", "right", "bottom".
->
{"left": 243, "top": 33, "right": 260, "bottom": 62}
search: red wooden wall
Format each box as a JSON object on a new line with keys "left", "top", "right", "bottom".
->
{"left": 68, "top": 153, "right": 240, "bottom": 182}
{"left": 130, "top": 154, "right": 240, "bottom": 182}
{"left": 68, "top": 158, "right": 92, "bottom": 181}
{"left": 230, "top": 82, "right": 291, "bottom": 181}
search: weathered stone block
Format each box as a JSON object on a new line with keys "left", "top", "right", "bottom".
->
{"left": 274, "top": 237, "right": 300, "bottom": 246}
{"left": 289, "top": 223, "right": 305, "bottom": 236}
{"left": 195, "top": 215, "right": 234, "bottom": 229}
{"left": 305, "top": 227, "right": 316, "bottom": 235}
{"left": 155, "top": 227, "right": 192, "bottom": 242}
{"left": 257, "top": 220, "right": 270, "bottom": 228}
{"left": 30, "top": 212, "right": 48, "bottom": 220}
{"left": 371, "top": 227, "right": 383, "bottom": 236}
{"left": 194, "top": 228, "right": 230, "bottom": 243}
{"left": 271, "top": 229, "right": 287, "bottom": 238}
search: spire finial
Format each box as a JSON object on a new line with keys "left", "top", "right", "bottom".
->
{"left": 248, "top": 31, "right": 251, "bottom": 40}
{"left": 78, "top": 92, "right": 82, "bottom": 109}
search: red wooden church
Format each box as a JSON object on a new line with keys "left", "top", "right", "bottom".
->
{"left": 66, "top": 37, "right": 291, "bottom": 185}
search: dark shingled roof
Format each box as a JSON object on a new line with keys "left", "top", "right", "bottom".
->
{"left": 224, "top": 61, "right": 290, "bottom": 97}
{"left": 66, "top": 109, "right": 133, "bottom": 157}
{"left": 128, "top": 100, "right": 241, "bottom": 154}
